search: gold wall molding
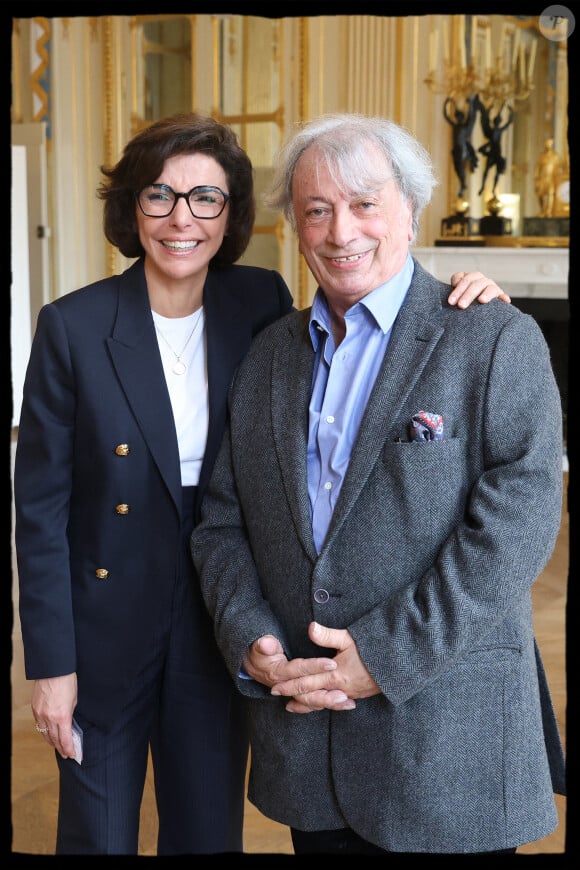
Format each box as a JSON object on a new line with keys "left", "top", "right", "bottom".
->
{"left": 11, "top": 19, "right": 22, "bottom": 122}
{"left": 30, "top": 18, "right": 50, "bottom": 126}
{"left": 102, "top": 16, "right": 116, "bottom": 277}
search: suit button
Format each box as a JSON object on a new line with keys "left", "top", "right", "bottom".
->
{"left": 313, "top": 588, "right": 330, "bottom": 604}
{"left": 115, "top": 504, "right": 130, "bottom": 514}
{"left": 95, "top": 568, "right": 109, "bottom": 579}
{"left": 115, "top": 443, "right": 130, "bottom": 456}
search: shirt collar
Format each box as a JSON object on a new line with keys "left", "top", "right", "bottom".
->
{"left": 309, "top": 253, "right": 415, "bottom": 349}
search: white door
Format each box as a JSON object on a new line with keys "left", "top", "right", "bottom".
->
{"left": 11, "top": 122, "right": 51, "bottom": 336}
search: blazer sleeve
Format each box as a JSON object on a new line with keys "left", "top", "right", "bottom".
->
{"left": 14, "top": 302, "right": 78, "bottom": 679}
{"left": 350, "top": 312, "right": 564, "bottom": 706}
{"left": 192, "top": 417, "right": 293, "bottom": 694}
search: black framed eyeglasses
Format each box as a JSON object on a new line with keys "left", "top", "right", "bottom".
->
{"left": 136, "top": 184, "right": 231, "bottom": 219}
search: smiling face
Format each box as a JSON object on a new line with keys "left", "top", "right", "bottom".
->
{"left": 136, "top": 152, "right": 230, "bottom": 296}
{"left": 292, "top": 143, "right": 413, "bottom": 316}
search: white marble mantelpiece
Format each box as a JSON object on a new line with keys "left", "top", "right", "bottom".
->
{"left": 413, "top": 246, "right": 569, "bottom": 300}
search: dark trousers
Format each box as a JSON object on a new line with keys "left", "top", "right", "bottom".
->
{"left": 291, "top": 827, "right": 517, "bottom": 855}
{"left": 55, "top": 487, "right": 249, "bottom": 855}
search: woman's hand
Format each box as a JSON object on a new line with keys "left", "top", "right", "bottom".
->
{"left": 448, "top": 271, "right": 511, "bottom": 308}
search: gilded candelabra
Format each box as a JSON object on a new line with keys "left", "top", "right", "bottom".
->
{"left": 426, "top": 16, "right": 536, "bottom": 235}
{"left": 425, "top": 16, "right": 536, "bottom": 109}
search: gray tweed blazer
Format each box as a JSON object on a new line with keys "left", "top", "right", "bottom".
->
{"left": 192, "top": 259, "right": 565, "bottom": 853}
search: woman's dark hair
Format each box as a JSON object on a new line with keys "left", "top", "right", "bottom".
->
{"left": 98, "top": 113, "right": 255, "bottom": 266}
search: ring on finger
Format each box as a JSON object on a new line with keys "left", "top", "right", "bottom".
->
{"left": 35, "top": 723, "right": 49, "bottom": 734}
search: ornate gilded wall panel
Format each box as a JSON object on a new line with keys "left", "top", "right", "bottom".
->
{"left": 12, "top": 13, "right": 569, "bottom": 306}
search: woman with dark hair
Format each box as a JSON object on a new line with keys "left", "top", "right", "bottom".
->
{"left": 14, "top": 112, "right": 293, "bottom": 856}
{"left": 14, "top": 111, "right": 509, "bottom": 855}
{"left": 100, "top": 114, "right": 256, "bottom": 265}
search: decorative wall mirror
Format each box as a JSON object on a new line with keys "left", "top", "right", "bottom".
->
{"left": 132, "top": 14, "right": 285, "bottom": 272}
{"left": 133, "top": 15, "right": 193, "bottom": 122}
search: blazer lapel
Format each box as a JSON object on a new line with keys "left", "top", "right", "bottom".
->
{"left": 271, "top": 311, "right": 318, "bottom": 559}
{"left": 197, "top": 270, "right": 250, "bottom": 502}
{"left": 106, "top": 260, "right": 182, "bottom": 513}
{"left": 324, "top": 265, "right": 446, "bottom": 552}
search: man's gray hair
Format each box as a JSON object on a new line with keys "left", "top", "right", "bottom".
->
{"left": 264, "top": 113, "right": 439, "bottom": 241}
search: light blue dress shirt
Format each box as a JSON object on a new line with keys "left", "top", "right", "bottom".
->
{"left": 307, "top": 254, "right": 414, "bottom": 553}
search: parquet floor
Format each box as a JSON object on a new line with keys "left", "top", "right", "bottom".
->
{"left": 8, "top": 430, "right": 568, "bottom": 855}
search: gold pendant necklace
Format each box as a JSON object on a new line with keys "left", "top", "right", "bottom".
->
{"left": 155, "top": 308, "right": 203, "bottom": 375}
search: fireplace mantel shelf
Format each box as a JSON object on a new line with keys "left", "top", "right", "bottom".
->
{"left": 413, "top": 246, "right": 568, "bottom": 299}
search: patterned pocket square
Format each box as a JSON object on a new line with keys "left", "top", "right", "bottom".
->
{"left": 409, "top": 410, "right": 444, "bottom": 442}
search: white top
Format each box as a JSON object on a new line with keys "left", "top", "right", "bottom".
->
{"left": 152, "top": 308, "right": 208, "bottom": 486}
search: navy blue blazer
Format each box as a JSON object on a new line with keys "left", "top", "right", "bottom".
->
{"left": 14, "top": 257, "right": 293, "bottom": 727}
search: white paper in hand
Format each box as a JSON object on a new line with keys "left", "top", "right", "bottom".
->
{"left": 71, "top": 718, "right": 83, "bottom": 765}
